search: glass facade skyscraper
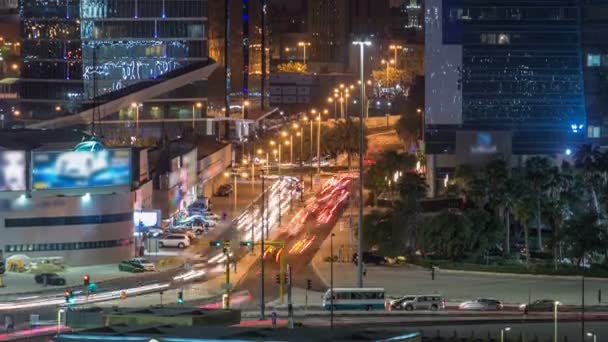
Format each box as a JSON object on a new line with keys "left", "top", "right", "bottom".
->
{"left": 426, "top": 0, "right": 586, "bottom": 156}
{"left": 425, "top": 0, "right": 587, "bottom": 194}
{"left": 20, "top": 0, "right": 208, "bottom": 120}
{"left": 20, "top": 0, "right": 83, "bottom": 119}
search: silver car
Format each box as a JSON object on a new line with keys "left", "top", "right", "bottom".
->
{"left": 400, "top": 294, "right": 446, "bottom": 311}
{"left": 459, "top": 298, "right": 503, "bottom": 311}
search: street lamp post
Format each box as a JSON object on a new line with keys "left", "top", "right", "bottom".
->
{"left": 260, "top": 168, "right": 266, "bottom": 320}
{"left": 297, "top": 131, "right": 303, "bottom": 167}
{"left": 316, "top": 110, "right": 327, "bottom": 174}
{"left": 330, "top": 232, "right": 335, "bottom": 330}
{"left": 353, "top": 39, "right": 371, "bottom": 288}
{"left": 381, "top": 59, "right": 395, "bottom": 89}
{"left": 554, "top": 301, "right": 561, "bottom": 342}
{"left": 309, "top": 110, "right": 316, "bottom": 165}
{"left": 241, "top": 100, "right": 250, "bottom": 119}
{"left": 500, "top": 327, "right": 511, "bottom": 342}
{"left": 328, "top": 97, "right": 336, "bottom": 119}
{"left": 131, "top": 102, "right": 141, "bottom": 135}
{"left": 389, "top": 44, "right": 403, "bottom": 68}
{"left": 298, "top": 41, "right": 311, "bottom": 65}
{"left": 278, "top": 143, "right": 282, "bottom": 175}
{"left": 192, "top": 102, "right": 202, "bottom": 129}
{"left": 587, "top": 332, "right": 597, "bottom": 342}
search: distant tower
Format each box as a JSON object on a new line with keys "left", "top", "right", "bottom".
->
{"left": 242, "top": 0, "right": 250, "bottom": 119}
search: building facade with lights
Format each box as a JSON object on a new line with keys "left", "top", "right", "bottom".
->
{"left": 19, "top": 0, "right": 209, "bottom": 122}
{"left": 0, "top": 130, "right": 137, "bottom": 265}
{"left": 424, "top": 0, "right": 587, "bottom": 195}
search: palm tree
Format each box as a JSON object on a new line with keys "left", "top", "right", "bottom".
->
{"left": 524, "top": 156, "right": 553, "bottom": 252}
{"left": 485, "top": 159, "right": 511, "bottom": 254}
{"left": 574, "top": 144, "right": 607, "bottom": 214}
{"left": 513, "top": 192, "right": 535, "bottom": 265}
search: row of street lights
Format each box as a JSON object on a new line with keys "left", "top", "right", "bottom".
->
{"left": 499, "top": 302, "right": 598, "bottom": 342}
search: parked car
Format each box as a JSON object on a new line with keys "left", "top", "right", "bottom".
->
{"left": 118, "top": 260, "right": 145, "bottom": 273}
{"left": 215, "top": 184, "right": 233, "bottom": 196}
{"left": 130, "top": 258, "right": 156, "bottom": 271}
{"left": 34, "top": 273, "right": 66, "bottom": 285}
{"left": 166, "top": 228, "right": 196, "bottom": 240}
{"left": 178, "top": 215, "right": 217, "bottom": 228}
{"left": 362, "top": 252, "right": 387, "bottom": 265}
{"left": 158, "top": 234, "right": 191, "bottom": 249}
{"left": 459, "top": 298, "right": 503, "bottom": 311}
{"left": 398, "top": 295, "right": 446, "bottom": 311}
{"left": 519, "top": 299, "right": 559, "bottom": 312}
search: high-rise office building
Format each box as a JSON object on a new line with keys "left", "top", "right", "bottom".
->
{"left": 581, "top": 0, "right": 608, "bottom": 146}
{"left": 425, "top": 0, "right": 586, "bottom": 194}
{"left": 308, "top": 0, "right": 349, "bottom": 65}
{"left": 20, "top": 0, "right": 209, "bottom": 121}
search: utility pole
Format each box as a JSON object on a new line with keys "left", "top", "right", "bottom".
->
{"left": 260, "top": 169, "right": 266, "bottom": 319}
{"left": 287, "top": 264, "right": 294, "bottom": 329}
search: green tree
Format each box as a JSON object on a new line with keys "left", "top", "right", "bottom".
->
{"left": 513, "top": 191, "right": 535, "bottom": 265}
{"left": 418, "top": 209, "right": 501, "bottom": 261}
{"left": 393, "top": 172, "right": 428, "bottom": 252}
{"left": 364, "top": 150, "right": 416, "bottom": 205}
{"left": 362, "top": 210, "right": 396, "bottom": 253}
{"left": 485, "top": 158, "right": 514, "bottom": 255}
{"left": 320, "top": 119, "right": 367, "bottom": 169}
{"left": 524, "top": 156, "right": 554, "bottom": 252}
{"left": 561, "top": 211, "right": 607, "bottom": 267}
{"left": 574, "top": 144, "right": 607, "bottom": 214}
{"left": 395, "top": 112, "right": 422, "bottom": 148}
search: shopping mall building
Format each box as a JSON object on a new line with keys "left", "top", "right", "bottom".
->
{"left": 0, "top": 129, "right": 231, "bottom": 265}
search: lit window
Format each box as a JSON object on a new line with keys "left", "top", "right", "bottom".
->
{"left": 587, "top": 54, "right": 600, "bottom": 67}
{"left": 498, "top": 34, "right": 510, "bottom": 45}
{"left": 588, "top": 125, "right": 601, "bottom": 138}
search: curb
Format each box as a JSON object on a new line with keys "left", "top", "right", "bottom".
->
{"left": 0, "top": 264, "right": 184, "bottom": 300}
{"left": 432, "top": 267, "right": 608, "bottom": 281}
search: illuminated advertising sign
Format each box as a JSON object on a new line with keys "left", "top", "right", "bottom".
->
{"left": 0, "top": 151, "right": 26, "bottom": 191}
{"left": 133, "top": 210, "right": 161, "bottom": 228}
{"left": 32, "top": 149, "right": 131, "bottom": 190}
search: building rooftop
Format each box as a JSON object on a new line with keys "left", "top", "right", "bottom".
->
{"left": 0, "top": 128, "right": 88, "bottom": 150}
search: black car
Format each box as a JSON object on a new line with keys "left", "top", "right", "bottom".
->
{"left": 215, "top": 184, "right": 233, "bottom": 197}
{"left": 363, "top": 252, "right": 387, "bottom": 265}
{"left": 351, "top": 252, "right": 387, "bottom": 265}
{"left": 34, "top": 273, "right": 66, "bottom": 286}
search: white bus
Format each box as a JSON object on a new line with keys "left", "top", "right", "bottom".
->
{"left": 322, "top": 287, "right": 386, "bottom": 311}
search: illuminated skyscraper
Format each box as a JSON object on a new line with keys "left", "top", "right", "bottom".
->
{"left": 425, "top": 0, "right": 586, "bottom": 194}
{"left": 20, "top": 0, "right": 209, "bottom": 120}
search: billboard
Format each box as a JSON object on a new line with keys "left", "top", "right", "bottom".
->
{"left": 133, "top": 210, "right": 161, "bottom": 228}
{"left": 32, "top": 149, "right": 131, "bottom": 190}
{"left": 0, "top": 150, "right": 26, "bottom": 191}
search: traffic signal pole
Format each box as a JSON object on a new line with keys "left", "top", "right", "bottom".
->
{"left": 279, "top": 249, "right": 285, "bottom": 304}
{"left": 225, "top": 248, "right": 231, "bottom": 309}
